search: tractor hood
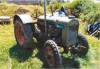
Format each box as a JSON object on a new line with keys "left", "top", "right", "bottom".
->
{"left": 38, "top": 12, "right": 76, "bottom": 24}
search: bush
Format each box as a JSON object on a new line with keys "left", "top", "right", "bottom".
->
{"left": 0, "top": 3, "right": 43, "bottom": 19}
{"left": 47, "top": 3, "right": 63, "bottom": 12}
{"left": 0, "top": 3, "right": 17, "bottom": 16}
{"left": 71, "top": 0, "right": 100, "bottom": 23}
{"left": 66, "top": 0, "right": 80, "bottom": 9}
{"left": 15, "top": 7, "right": 30, "bottom": 14}
{"left": 79, "top": 0, "right": 96, "bottom": 14}
{"left": 32, "top": 5, "right": 43, "bottom": 18}
{"left": 80, "top": 11, "right": 100, "bottom": 23}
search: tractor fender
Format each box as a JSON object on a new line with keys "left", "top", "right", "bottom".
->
{"left": 14, "top": 14, "right": 34, "bottom": 24}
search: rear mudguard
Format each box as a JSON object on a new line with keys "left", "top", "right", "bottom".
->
{"left": 14, "top": 14, "right": 34, "bottom": 24}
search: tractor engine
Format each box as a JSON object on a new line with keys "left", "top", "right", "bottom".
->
{"left": 37, "top": 14, "right": 79, "bottom": 47}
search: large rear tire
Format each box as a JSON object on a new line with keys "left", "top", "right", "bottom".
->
{"left": 43, "top": 40, "right": 62, "bottom": 68}
{"left": 14, "top": 16, "right": 34, "bottom": 48}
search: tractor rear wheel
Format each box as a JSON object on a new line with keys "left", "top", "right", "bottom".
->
{"left": 43, "top": 40, "right": 62, "bottom": 68}
{"left": 14, "top": 16, "right": 34, "bottom": 48}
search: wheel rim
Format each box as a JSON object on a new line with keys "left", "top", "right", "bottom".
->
{"left": 70, "top": 44, "right": 88, "bottom": 55}
{"left": 44, "top": 45, "right": 56, "bottom": 67}
{"left": 15, "top": 21, "right": 26, "bottom": 46}
{"left": 77, "top": 44, "right": 88, "bottom": 53}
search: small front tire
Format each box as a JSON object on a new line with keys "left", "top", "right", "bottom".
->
{"left": 43, "top": 40, "right": 62, "bottom": 68}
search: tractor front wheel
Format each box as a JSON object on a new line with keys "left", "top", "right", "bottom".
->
{"left": 70, "top": 34, "right": 89, "bottom": 57}
{"left": 43, "top": 40, "right": 62, "bottom": 68}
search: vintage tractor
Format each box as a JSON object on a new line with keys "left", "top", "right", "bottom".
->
{"left": 13, "top": 6, "right": 89, "bottom": 68}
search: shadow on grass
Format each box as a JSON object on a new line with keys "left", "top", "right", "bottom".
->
{"left": 36, "top": 49, "right": 80, "bottom": 68}
{"left": 9, "top": 44, "right": 33, "bottom": 62}
{"left": 9, "top": 44, "right": 80, "bottom": 68}
{"left": 33, "top": 45, "right": 48, "bottom": 68}
{"left": 62, "top": 56, "right": 80, "bottom": 69}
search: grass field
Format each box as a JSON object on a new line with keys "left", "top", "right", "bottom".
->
{"left": 0, "top": 3, "right": 100, "bottom": 69}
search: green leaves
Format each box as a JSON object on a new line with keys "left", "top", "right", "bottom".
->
{"left": 75, "top": 0, "right": 100, "bottom": 23}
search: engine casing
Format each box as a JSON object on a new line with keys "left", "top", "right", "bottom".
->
{"left": 38, "top": 15, "right": 79, "bottom": 47}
